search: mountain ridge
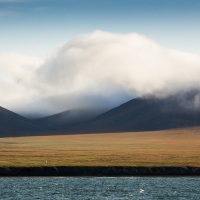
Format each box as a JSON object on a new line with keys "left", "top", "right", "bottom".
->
{"left": 1, "top": 92, "right": 200, "bottom": 137}
{"left": 0, "top": 106, "right": 43, "bottom": 137}
{"left": 64, "top": 95, "right": 200, "bottom": 133}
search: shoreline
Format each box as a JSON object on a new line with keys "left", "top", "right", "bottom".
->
{"left": 0, "top": 166, "right": 200, "bottom": 177}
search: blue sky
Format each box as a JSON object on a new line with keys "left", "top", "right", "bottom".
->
{"left": 0, "top": 0, "right": 200, "bottom": 55}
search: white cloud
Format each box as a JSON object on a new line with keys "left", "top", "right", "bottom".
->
{"left": 1, "top": 30, "right": 200, "bottom": 115}
{"left": 0, "top": 52, "right": 43, "bottom": 109}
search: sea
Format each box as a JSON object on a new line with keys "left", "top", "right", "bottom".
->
{"left": 0, "top": 177, "right": 199, "bottom": 199}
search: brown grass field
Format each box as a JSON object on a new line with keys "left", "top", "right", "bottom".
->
{"left": 0, "top": 127, "right": 200, "bottom": 167}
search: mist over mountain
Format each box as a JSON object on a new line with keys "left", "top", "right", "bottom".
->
{"left": 1, "top": 31, "right": 200, "bottom": 117}
{"left": 34, "top": 108, "right": 105, "bottom": 131}
{"left": 1, "top": 90, "right": 200, "bottom": 137}
{"left": 67, "top": 91, "right": 200, "bottom": 133}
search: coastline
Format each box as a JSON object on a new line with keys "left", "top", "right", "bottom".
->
{"left": 0, "top": 166, "right": 200, "bottom": 177}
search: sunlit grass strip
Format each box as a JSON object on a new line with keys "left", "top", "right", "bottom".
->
{"left": 0, "top": 127, "right": 200, "bottom": 167}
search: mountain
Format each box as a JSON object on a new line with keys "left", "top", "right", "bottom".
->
{"left": 1, "top": 92, "right": 200, "bottom": 137}
{"left": 0, "top": 106, "right": 43, "bottom": 137}
{"left": 33, "top": 109, "right": 104, "bottom": 131}
{"left": 65, "top": 94, "right": 200, "bottom": 133}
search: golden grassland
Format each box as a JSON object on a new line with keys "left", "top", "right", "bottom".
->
{"left": 0, "top": 127, "right": 200, "bottom": 167}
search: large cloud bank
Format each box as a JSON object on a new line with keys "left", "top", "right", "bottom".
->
{"left": 1, "top": 30, "right": 200, "bottom": 116}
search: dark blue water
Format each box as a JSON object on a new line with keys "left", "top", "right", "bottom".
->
{"left": 0, "top": 177, "right": 199, "bottom": 199}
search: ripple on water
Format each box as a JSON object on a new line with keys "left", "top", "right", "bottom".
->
{"left": 0, "top": 177, "right": 200, "bottom": 200}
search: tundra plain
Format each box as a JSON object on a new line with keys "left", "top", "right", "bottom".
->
{"left": 0, "top": 127, "right": 200, "bottom": 167}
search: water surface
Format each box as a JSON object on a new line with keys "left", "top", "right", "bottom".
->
{"left": 0, "top": 177, "right": 199, "bottom": 199}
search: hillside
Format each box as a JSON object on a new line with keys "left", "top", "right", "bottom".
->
{"left": 34, "top": 109, "right": 103, "bottom": 131}
{"left": 0, "top": 106, "right": 43, "bottom": 137}
{"left": 1, "top": 92, "right": 200, "bottom": 137}
{"left": 66, "top": 95, "right": 200, "bottom": 133}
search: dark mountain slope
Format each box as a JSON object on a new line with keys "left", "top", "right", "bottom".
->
{"left": 34, "top": 109, "right": 103, "bottom": 131}
{"left": 0, "top": 106, "right": 43, "bottom": 137}
{"left": 66, "top": 95, "right": 200, "bottom": 133}
{"left": 2, "top": 92, "right": 200, "bottom": 137}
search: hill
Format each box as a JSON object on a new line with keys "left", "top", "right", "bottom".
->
{"left": 0, "top": 106, "right": 43, "bottom": 137}
{"left": 1, "top": 92, "right": 200, "bottom": 137}
{"left": 66, "top": 95, "right": 200, "bottom": 133}
{"left": 34, "top": 109, "right": 103, "bottom": 131}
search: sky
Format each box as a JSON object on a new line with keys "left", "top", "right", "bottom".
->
{"left": 0, "top": 0, "right": 200, "bottom": 117}
{"left": 1, "top": 0, "right": 200, "bottom": 55}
